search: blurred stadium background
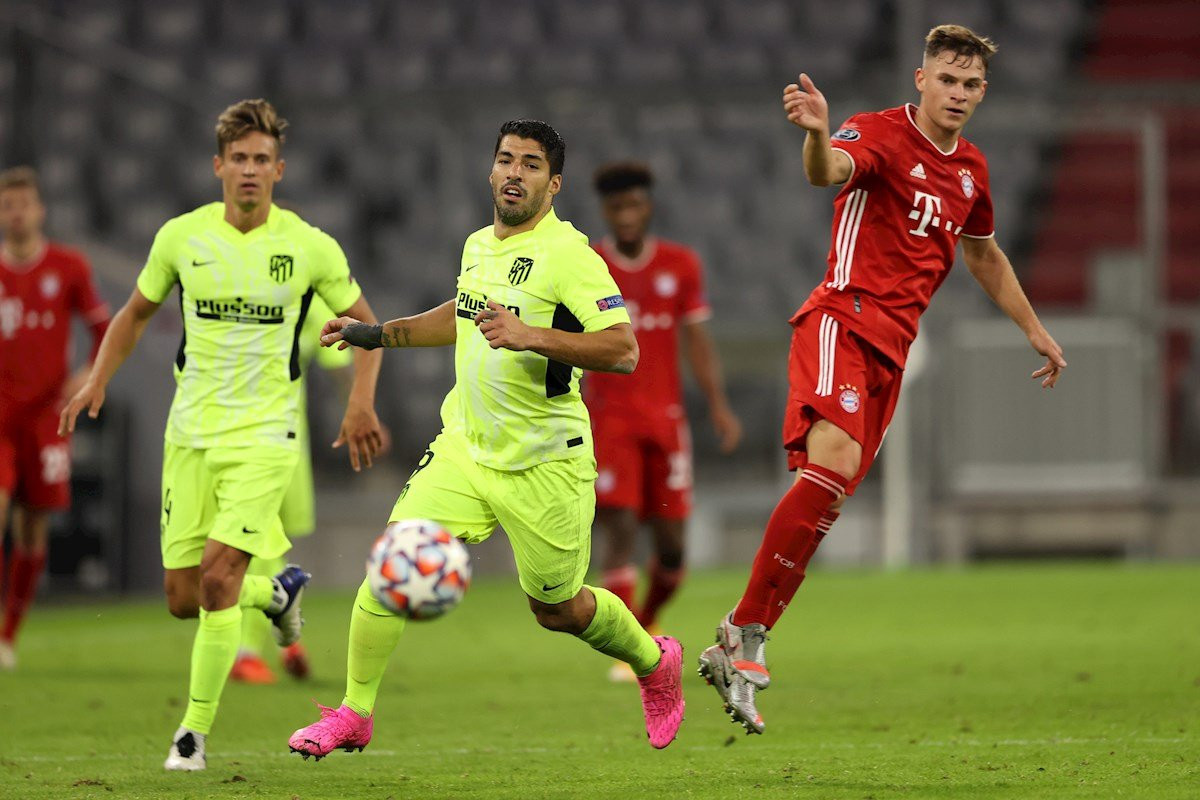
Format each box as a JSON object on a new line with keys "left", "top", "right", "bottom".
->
{"left": 2, "top": 0, "right": 1197, "bottom": 595}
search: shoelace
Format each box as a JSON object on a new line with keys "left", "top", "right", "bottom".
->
{"left": 309, "top": 703, "right": 360, "bottom": 740}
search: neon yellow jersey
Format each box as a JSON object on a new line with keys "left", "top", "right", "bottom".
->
{"left": 443, "top": 208, "right": 630, "bottom": 471}
{"left": 136, "top": 203, "right": 362, "bottom": 449}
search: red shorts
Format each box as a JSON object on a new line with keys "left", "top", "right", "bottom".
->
{"left": 0, "top": 403, "right": 72, "bottom": 509}
{"left": 591, "top": 405, "right": 692, "bottom": 520}
{"left": 783, "top": 310, "right": 904, "bottom": 495}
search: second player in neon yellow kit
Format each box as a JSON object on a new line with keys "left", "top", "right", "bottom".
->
{"left": 61, "top": 99, "right": 384, "bottom": 771}
{"left": 288, "top": 120, "right": 686, "bottom": 757}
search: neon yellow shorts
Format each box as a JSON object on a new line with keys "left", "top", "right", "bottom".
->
{"left": 389, "top": 430, "right": 597, "bottom": 604}
{"left": 160, "top": 441, "right": 298, "bottom": 569}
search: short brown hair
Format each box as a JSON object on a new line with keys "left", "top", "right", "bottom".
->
{"left": 593, "top": 161, "right": 654, "bottom": 196}
{"left": 215, "top": 98, "right": 287, "bottom": 156}
{"left": 925, "top": 24, "right": 997, "bottom": 72}
{"left": 0, "top": 166, "right": 40, "bottom": 194}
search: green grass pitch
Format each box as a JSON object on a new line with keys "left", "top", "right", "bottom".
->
{"left": 0, "top": 562, "right": 1196, "bottom": 799}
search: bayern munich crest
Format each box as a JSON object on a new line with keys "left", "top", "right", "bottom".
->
{"left": 838, "top": 384, "right": 861, "bottom": 414}
{"left": 959, "top": 168, "right": 975, "bottom": 198}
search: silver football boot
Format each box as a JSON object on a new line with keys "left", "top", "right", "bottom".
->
{"left": 698, "top": 643, "right": 765, "bottom": 735}
{"left": 715, "top": 612, "right": 771, "bottom": 689}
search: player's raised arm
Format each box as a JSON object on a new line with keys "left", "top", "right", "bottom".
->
{"left": 960, "top": 236, "right": 1067, "bottom": 388}
{"left": 322, "top": 299, "right": 457, "bottom": 351}
{"left": 475, "top": 300, "right": 638, "bottom": 374}
{"left": 784, "top": 73, "right": 852, "bottom": 187}
{"left": 59, "top": 287, "right": 161, "bottom": 435}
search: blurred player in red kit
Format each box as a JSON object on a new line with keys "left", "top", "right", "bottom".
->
{"left": 588, "top": 162, "right": 742, "bottom": 681}
{"left": 0, "top": 167, "right": 110, "bottom": 669}
{"left": 698, "top": 25, "right": 1068, "bottom": 733}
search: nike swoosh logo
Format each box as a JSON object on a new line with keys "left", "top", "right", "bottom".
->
{"left": 542, "top": 580, "right": 567, "bottom": 592}
{"left": 242, "top": 526, "right": 257, "bottom": 534}
{"left": 192, "top": 259, "right": 216, "bottom": 267}
{"left": 465, "top": 264, "right": 478, "bottom": 272}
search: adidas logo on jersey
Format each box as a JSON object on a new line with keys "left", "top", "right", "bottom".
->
{"left": 910, "top": 163, "right": 927, "bottom": 180}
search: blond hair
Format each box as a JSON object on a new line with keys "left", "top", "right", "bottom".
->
{"left": 0, "top": 166, "right": 39, "bottom": 194}
{"left": 215, "top": 98, "right": 287, "bottom": 156}
{"left": 925, "top": 24, "right": 997, "bottom": 72}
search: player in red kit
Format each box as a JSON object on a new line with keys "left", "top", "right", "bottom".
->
{"left": 0, "top": 167, "right": 110, "bottom": 669}
{"left": 588, "top": 162, "right": 742, "bottom": 681}
{"left": 699, "top": 25, "right": 1068, "bottom": 733}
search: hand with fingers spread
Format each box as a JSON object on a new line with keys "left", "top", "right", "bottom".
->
{"left": 474, "top": 300, "right": 537, "bottom": 352}
{"left": 1028, "top": 328, "right": 1067, "bottom": 389}
{"left": 783, "top": 73, "right": 830, "bottom": 134}
{"left": 334, "top": 401, "right": 384, "bottom": 472}
{"left": 58, "top": 379, "right": 105, "bottom": 436}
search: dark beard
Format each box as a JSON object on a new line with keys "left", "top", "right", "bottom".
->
{"left": 494, "top": 192, "right": 540, "bottom": 227}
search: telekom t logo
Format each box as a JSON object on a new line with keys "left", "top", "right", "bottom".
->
{"left": 908, "top": 190, "right": 943, "bottom": 237}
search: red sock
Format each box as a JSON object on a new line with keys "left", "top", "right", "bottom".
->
{"left": 602, "top": 564, "right": 638, "bottom": 612}
{"left": 732, "top": 465, "right": 845, "bottom": 626}
{"left": 637, "top": 558, "right": 684, "bottom": 629}
{"left": 2, "top": 550, "right": 47, "bottom": 643}
{"left": 765, "top": 510, "right": 839, "bottom": 628}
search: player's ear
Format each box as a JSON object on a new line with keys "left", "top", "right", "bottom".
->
{"left": 212, "top": 154, "right": 222, "bottom": 178}
{"left": 914, "top": 66, "right": 925, "bottom": 94}
{"left": 275, "top": 158, "right": 286, "bottom": 181}
{"left": 548, "top": 174, "right": 562, "bottom": 197}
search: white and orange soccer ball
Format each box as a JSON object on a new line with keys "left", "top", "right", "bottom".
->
{"left": 366, "top": 519, "right": 471, "bottom": 620}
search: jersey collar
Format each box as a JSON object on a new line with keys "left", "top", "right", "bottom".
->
{"left": 600, "top": 236, "right": 658, "bottom": 272}
{"left": 0, "top": 240, "right": 49, "bottom": 273}
{"left": 905, "top": 103, "right": 959, "bottom": 157}
{"left": 489, "top": 206, "right": 560, "bottom": 245}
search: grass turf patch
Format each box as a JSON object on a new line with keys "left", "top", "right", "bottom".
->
{"left": 0, "top": 562, "right": 1196, "bottom": 799}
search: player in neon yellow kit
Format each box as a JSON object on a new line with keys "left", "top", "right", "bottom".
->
{"left": 289, "top": 120, "right": 686, "bottom": 757}
{"left": 60, "top": 99, "right": 384, "bottom": 771}
{"left": 231, "top": 293, "right": 353, "bottom": 684}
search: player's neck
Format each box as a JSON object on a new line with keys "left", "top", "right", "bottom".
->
{"left": 494, "top": 203, "right": 552, "bottom": 240}
{"left": 912, "top": 104, "right": 961, "bottom": 153}
{"left": 223, "top": 199, "right": 272, "bottom": 234}
{"left": 1, "top": 233, "right": 46, "bottom": 265}
{"left": 614, "top": 238, "right": 646, "bottom": 260}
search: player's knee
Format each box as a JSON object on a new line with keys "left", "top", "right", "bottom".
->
{"left": 656, "top": 548, "right": 684, "bottom": 570}
{"left": 198, "top": 568, "right": 239, "bottom": 610}
{"left": 165, "top": 591, "right": 198, "bottom": 619}
{"left": 529, "top": 601, "right": 588, "bottom": 635}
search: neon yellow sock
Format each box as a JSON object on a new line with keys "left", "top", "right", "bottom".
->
{"left": 342, "top": 579, "right": 405, "bottom": 717}
{"left": 181, "top": 605, "right": 242, "bottom": 735}
{"left": 578, "top": 585, "right": 661, "bottom": 676}
{"left": 239, "top": 556, "right": 286, "bottom": 656}
{"left": 238, "top": 573, "right": 275, "bottom": 611}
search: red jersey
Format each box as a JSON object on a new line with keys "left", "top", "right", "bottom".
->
{"left": 797, "top": 104, "right": 995, "bottom": 367}
{"left": 0, "top": 243, "right": 109, "bottom": 409}
{"left": 585, "top": 237, "right": 711, "bottom": 414}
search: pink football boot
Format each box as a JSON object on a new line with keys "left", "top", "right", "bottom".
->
{"left": 289, "top": 702, "right": 373, "bottom": 760}
{"left": 637, "top": 635, "right": 685, "bottom": 749}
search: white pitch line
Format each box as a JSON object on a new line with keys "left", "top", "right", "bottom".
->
{"left": 2, "top": 737, "right": 1191, "bottom": 764}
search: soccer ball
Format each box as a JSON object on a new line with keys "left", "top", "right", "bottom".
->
{"left": 366, "top": 519, "right": 472, "bottom": 620}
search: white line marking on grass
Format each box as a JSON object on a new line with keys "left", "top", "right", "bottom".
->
{"left": 4, "top": 737, "right": 1190, "bottom": 764}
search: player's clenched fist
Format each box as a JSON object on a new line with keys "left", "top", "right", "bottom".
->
{"left": 58, "top": 380, "right": 105, "bottom": 436}
{"left": 475, "top": 299, "right": 535, "bottom": 352}
{"left": 783, "top": 73, "right": 830, "bottom": 134}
